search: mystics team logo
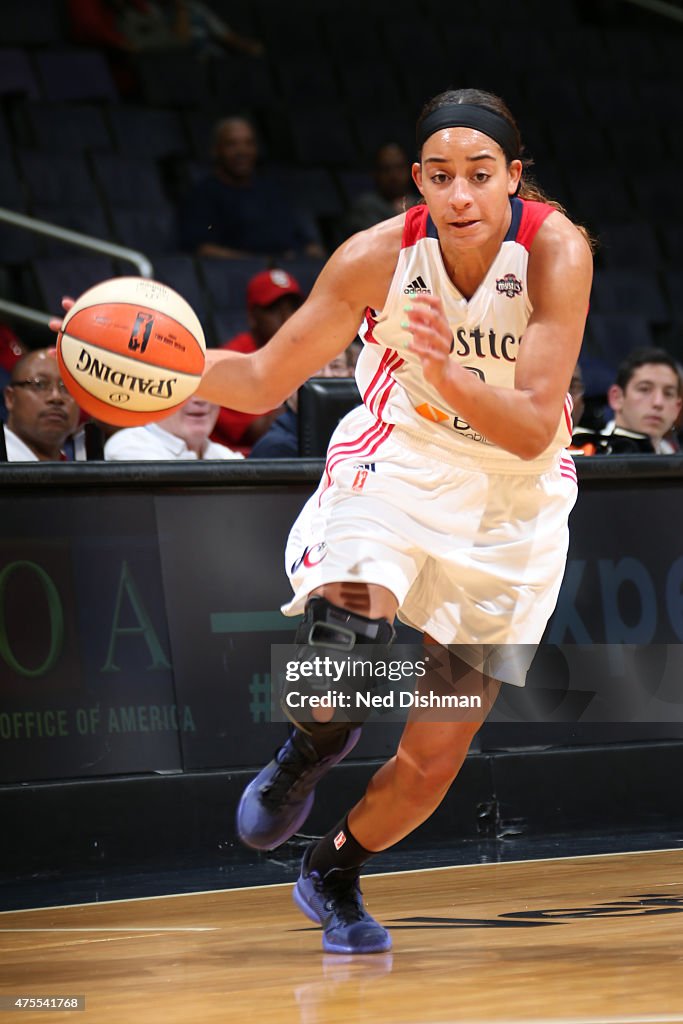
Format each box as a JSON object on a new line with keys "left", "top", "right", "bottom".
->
{"left": 496, "top": 273, "right": 523, "bottom": 298}
{"left": 290, "top": 542, "right": 327, "bottom": 575}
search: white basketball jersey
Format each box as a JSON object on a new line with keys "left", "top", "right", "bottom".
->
{"left": 356, "top": 197, "right": 573, "bottom": 464}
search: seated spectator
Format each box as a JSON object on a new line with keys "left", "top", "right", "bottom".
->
{"left": 212, "top": 269, "right": 303, "bottom": 452}
{"left": 69, "top": 0, "right": 131, "bottom": 48}
{"left": 104, "top": 396, "right": 243, "bottom": 460}
{"left": 2, "top": 349, "right": 80, "bottom": 462}
{"left": 569, "top": 362, "right": 585, "bottom": 429}
{"left": 167, "top": 0, "right": 264, "bottom": 58}
{"left": 571, "top": 347, "right": 682, "bottom": 454}
{"left": 0, "top": 323, "right": 28, "bottom": 423}
{"left": 123, "top": 0, "right": 263, "bottom": 56}
{"left": 249, "top": 347, "right": 357, "bottom": 459}
{"left": 340, "top": 143, "right": 420, "bottom": 240}
{"left": 178, "top": 117, "right": 324, "bottom": 260}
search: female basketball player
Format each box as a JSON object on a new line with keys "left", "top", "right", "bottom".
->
{"left": 52, "top": 88, "right": 590, "bottom": 955}
{"left": 194, "top": 87, "right": 593, "bottom": 954}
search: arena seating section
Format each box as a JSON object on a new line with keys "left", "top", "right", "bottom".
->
{"left": 0, "top": 0, "right": 681, "bottom": 394}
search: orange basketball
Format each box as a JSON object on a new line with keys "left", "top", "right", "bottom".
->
{"left": 56, "top": 276, "right": 206, "bottom": 427}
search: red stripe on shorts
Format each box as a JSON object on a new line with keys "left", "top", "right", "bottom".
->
{"left": 318, "top": 421, "right": 394, "bottom": 505}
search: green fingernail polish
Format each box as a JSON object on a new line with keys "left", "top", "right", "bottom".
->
{"left": 400, "top": 320, "right": 410, "bottom": 329}
{"left": 403, "top": 303, "right": 412, "bottom": 312}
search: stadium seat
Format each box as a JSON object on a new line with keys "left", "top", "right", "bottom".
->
{"left": 31, "top": 255, "right": 117, "bottom": 310}
{"left": 131, "top": 51, "right": 211, "bottom": 109}
{"left": 570, "top": 173, "right": 634, "bottom": 224}
{"left": 18, "top": 150, "right": 100, "bottom": 207}
{"left": 257, "top": 11, "right": 323, "bottom": 58}
{"left": 110, "top": 207, "right": 178, "bottom": 256}
{"left": 34, "top": 49, "right": 119, "bottom": 103}
{"left": 597, "top": 222, "right": 663, "bottom": 269}
{"left": 581, "top": 76, "right": 633, "bottom": 122}
{"left": 152, "top": 255, "right": 209, "bottom": 325}
{"left": 590, "top": 271, "right": 670, "bottom": 324}
{"left": 422, "top": 0, "right": 485, "bottom": 22}
{"left": 549, "top": 27, "right": 608, "bottom": 69}
{"left": 585, "top": 314, "right": 656, "bottom": 365}
{"left": 523, "top": 75, "right": 586, "bottom": 121}
{"left": 354, "top": 109, "right": 415, "bottom": 163}
{"left": 199, "top": 257, "right": 269, "bottom": 312}
{"left": 209, "top": 54, "right": 275, "bottom": 112}
{"left": 381, "top": 20, "right": 445, "bottom": 67}
{"left": 547, "top": 121, "right": 613, "bottom": 165}
{"left": 19, "top": 102, "right": 111, "bottom": 153}
{"left": 662, "top": 270, "right": 683, "bottom": 320}
{"left": 211, "top": 308, "right": 249, "bottom": 346}
{"left": 607, "top": 124, "right": 667, "bottom": 162}
{"left": 336, "top": 60, "right": 401, "bottom": 110}
{"left": 108, "top": 107, "right": 188, "bottom": 160}
{"left": 0, "top": 48, "right": 41, "bottom": 99}
{"left": 579, "top": 354, "right": 618, "bottom": 399}
{"left": 183, "top": 112, "right": 218, "bottom": 160}
{"left": 263, "top": 166, "right": 343, "bottom": 222}
{"left": 31, "top": 203, "right": 111, "bottom": 256}
{"left": 659, "top": 224, "right": 683, "bottom": 266}
{"left": 336, "top": 169, "right": 374, "bottom": 207}
{"left": 603, "top": 30, "right": 661, "bottom": 74}
{"left": 0, "top": 0, "right": 65, "bottom": 45}
{"left": 0, "top": 156, "right": 38, "bottom": 262}
{"left": 498, "top": 28, "right": 559, "bottom": 73}
{"left": 273, "top": 54, "right": 339, "bottom": 103}
{"left": 631, "top": 172, "right": 683, "bottom": 220}
{"left": 91, "top": 153, "right": 169, "bottom": 211}
{"left": 288, "top": 104, "right": 358, "bottom": 166}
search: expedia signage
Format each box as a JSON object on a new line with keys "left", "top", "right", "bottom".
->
{"left": 76, "top": 348, "right": 178, "bottom": 399}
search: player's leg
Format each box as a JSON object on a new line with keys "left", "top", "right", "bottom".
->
{"left": 294, "top": 643, "right": 500, "bottom": 954}
{"left": 236, "top": 582, "right": 398, "bottom": 852}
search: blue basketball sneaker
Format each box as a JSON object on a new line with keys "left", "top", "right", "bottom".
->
{"left": 236, "top": 727, "right": 361, "bottom": 851}
{"left": 293, "top": 846, "right": 392, "bottom": 954}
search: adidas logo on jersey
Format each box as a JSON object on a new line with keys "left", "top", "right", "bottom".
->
{"left": 403, "top": 275, "right": 431, "bottom": 295}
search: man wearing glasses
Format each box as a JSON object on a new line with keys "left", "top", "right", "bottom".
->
{"left": 2, "top": 349, "right": 79, "bottom": 461}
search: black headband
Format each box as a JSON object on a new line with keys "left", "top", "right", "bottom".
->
{"left": 416, "top": 103, "right": 519, "bottom": 161}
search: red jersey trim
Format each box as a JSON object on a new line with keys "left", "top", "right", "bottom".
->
{"left": 516, "top": 200, "right": 554, "bottom": 252}
{"left": 401, "top": 205, "right": 429, "bottom": 249}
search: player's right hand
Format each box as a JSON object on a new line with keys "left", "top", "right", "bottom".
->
{"left": 48, "top": 296, "right": 75, "bottom": 334}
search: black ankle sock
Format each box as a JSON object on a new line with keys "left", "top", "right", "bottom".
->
{"left": 307, "top": 816, "right": 375, "bottom": 877}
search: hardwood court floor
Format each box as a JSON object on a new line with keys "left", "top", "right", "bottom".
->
{"left": 1, "top": 849, "right": 683, "bottom": 1024}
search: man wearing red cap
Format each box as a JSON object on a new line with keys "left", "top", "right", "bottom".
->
{"left": 212, "top": 268, "right": 303, "bottom": 452}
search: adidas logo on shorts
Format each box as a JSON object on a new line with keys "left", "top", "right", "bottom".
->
{"left": 403, "top": 275, "right": 431, "bottom": 295}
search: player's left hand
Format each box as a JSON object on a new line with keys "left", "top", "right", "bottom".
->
{"left": 404, "top": 295, "right": 454, "bottom": 390}
{"left": 48, "top": 296, "right": 75, "bottom": 334}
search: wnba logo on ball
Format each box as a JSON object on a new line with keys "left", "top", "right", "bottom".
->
{"left": 109, "top": 392, "right": 131, "bottom": 404}
{"left": 128, "top": 312, "right": 155, "bottom": 354}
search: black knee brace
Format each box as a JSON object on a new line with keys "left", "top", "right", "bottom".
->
{"left": 282, "top": 596, "right": 396, "bottom": 737}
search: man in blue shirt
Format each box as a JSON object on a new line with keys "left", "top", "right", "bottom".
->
{"left": 178, "top": 116, "right": 324, "bottom": 260}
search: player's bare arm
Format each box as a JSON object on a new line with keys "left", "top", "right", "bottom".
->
{"left": 406, "top": 211, "right": 593, "bottom": 459}
{"left": 197, "top": 217, "right": 402, "bottom": 413}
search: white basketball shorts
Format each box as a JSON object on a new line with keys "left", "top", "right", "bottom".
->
{"left": 282, "top": 406, "right": 578, "bottom": 686}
